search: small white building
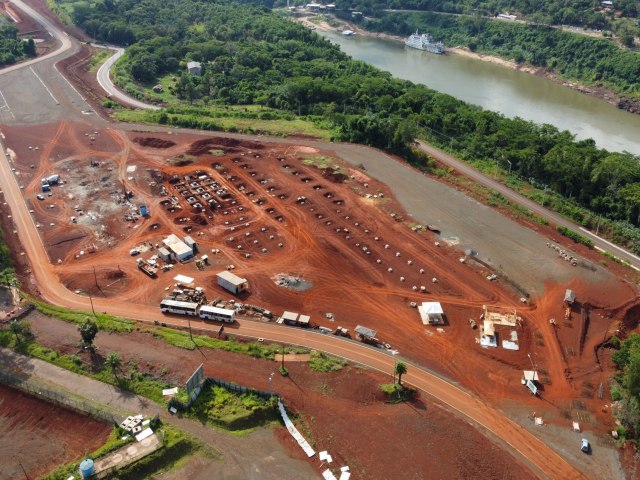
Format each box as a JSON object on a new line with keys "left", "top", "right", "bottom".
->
{"left": 187, "top": 61, "right": 202, "bottom": 75}
{"left": 281, "top": 311, "right": 299, "bottom": 326}
{"left": 418, "top": 302, "right": 444, "bottom": 325}
{"left": 170, "top": 242, "right": 194, "bottom": 262}
{"left": 217, "top": 270, "right": 249, "bottom": 295}
{"left": 184, "top": 235, "right": 197, "bottom": 253}
{"left": 163, "top": 234, "right": 193, "bottom": 261}
{"left": 158, "top": 247, "right": 173, "bottom": 263}
{"left": 298, "top": 314, "right": 311, "bottom": 327}
{"left": 480, "top": 321, "right": 498, "bottom": 348}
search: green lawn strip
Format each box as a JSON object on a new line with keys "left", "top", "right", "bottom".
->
{"left": 152, "top": 326, "right": 309, "bottom": 360}
{"left": 113, "top": 108, "right": 332, "bottom": 139}
{"left": 32, "top": 300, "right": 135, "bottom": 333}
{"left": 87, "top": 48, "right": 112, "bottom": 72}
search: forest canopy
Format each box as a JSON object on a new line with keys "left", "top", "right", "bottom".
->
{"left": 56, "top": 0, "right": 640, "bottom": 252}
{"left": 0, "top": 25, "right": 36, "bottom": 66}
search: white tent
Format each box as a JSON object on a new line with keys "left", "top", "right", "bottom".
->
{"left": 418, "top": 302, "right": 444, "bottom": 325}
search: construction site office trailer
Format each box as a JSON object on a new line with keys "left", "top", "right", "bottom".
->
{"left": 198, "top": 305, "right": 235, "bottom": 323}
{"left": 217, "top": 271, "right": 249, "bottom": 295}
{"left": 184, "top": 235, "right": 197, "bottom": 252}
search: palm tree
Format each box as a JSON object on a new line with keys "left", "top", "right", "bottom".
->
{"left": 105, "top": 351, "right": 122, "bottom": 378}
{"left": 395, "top": 362, "right": 407, "bottom": 386}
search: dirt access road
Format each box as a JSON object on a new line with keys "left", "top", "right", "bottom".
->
{"left": 0, "top": 138, "right": 586, "bottom": 480}
{"left": 0, "top": 1, "right": 615, "bottom": 478}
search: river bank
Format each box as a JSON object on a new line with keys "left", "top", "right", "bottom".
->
{"left": 297, "top": 14, "right": 640, "bottom": 115}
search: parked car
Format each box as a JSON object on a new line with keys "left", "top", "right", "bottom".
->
{"left": 581, "top": 438, "right": 590, "bottom": 453}
{"left": 36, "top": 194, "right": 44, "bottom": 200}
{"left": 129, "top": 248, "right": 140, "bottom": 256}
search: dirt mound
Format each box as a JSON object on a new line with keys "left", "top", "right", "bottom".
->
{"left": 620, "top": 301, "right": 640, "bottom": 332}
{"left": 133, "top": 137, "right": 176, "bottom": 149}
{"left": 106, "top": 270, "right": 127, "bottom": 280}
{"left": 322, "top": 167, "right": 348, "bottom": 183}
{"left": 187, "top": 137, "right": 264, "bottom": 156}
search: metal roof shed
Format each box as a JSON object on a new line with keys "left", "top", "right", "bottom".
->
{"left": 281, "top": 311, "right": 299, "bottom": 325}
{"left": 354, "top": 325, "right": 377, "bottom": 339}
{"left": 418, "top": 302, "right": 444, "bottom": 325}
{"left": 564, "top": 289, "right": 576, "bottom": 304}
{"left": 298, "top": 314, "right": 311, "bottom": 326}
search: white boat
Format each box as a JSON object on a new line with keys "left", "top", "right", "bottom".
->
{"left": 405, "top": 30, "right": 444, "bottom": 54}
{"left": 342, "top": 29, "right": 356, "bottom": 36}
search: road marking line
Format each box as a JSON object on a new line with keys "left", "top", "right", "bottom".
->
{"left": 30, "top": 66, "right": 59, "bottom": 105}
{"left": 53, "top": 63, "right": 95, "bottom": 115}
{"left": 0, "top": 87, "right": 15, "bottom": 120}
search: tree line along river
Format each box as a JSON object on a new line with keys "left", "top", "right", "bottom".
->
{"left": 319, "top": 30, "right": 640, "bottom": 156}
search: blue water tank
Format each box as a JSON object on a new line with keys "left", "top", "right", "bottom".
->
{"left": 79, "top": 458, "right": 94, "bottom": 478}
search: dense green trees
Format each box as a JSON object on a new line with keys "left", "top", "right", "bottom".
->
{"left": 56, "top": 0, "right": 640, "bottom": 251}
{"left": 360, "top": 11, "right": 640, "bottom": 98}
{"left": 0, "top": 25, "right": 37, "bottom": 66}
{"left": 612, "top": 334, "right": 640, "bottom": 441}
{"left": 333, "top": 0, "right": 635, "bottom": 32}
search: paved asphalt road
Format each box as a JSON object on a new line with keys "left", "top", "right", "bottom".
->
{"left": 417, "top": 140, "right": 640, "bottom": 270}
{"left": 0, "top": 1, "right": 600, "bottom": 478}
{"left": 96, "top": 46, "right": 160, "bottom": 110}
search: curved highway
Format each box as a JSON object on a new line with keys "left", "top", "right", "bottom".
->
{"left": 2, "top": 0, "right": 72, "bottom": 74}
{"left": 0, "top": 2, "right": 592, "bottom": 479}
{"left": 96, "top": 46, "right": 160, "bottom": 110}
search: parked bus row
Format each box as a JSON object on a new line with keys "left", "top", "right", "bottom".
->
{"left": 160, "top": 299, "right": 235, "bottom": 323}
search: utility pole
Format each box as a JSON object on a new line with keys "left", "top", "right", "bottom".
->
{"left": 88, "top": 293, "right": 96, "bottom": 317}
{"left": 93, "top": 266, "right": 99, "bottom": 288}
{"left": 281, "top": 343, "right": 285, "bottom": 370}
{"left": 18, "top": 460, "right": 28, "bottom": 479}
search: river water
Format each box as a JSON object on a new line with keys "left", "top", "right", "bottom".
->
{"left": 319, "top": 30, "right": 640, "bottom": 155}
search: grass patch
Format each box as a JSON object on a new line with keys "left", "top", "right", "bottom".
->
{"left": 152, "top": 326, "right": 308, "bottom": 360}
{"left": 185, "top": 384, "right": 278, "bottom": 432}
{"left": 308, "top": 350, "right": 347, "bottom": 372}
{"left": 86, "top": 48, "right": 112, "bottom": 72}
{"left": 301, "top": 154, "right": 346, "bottom": 172}
{"left": 32, "top": 300, "right": 135, "bottom": 333}
{"left": 379, "top": 383, "right": 416, "bottom": 403}
{"left": 557, "top": 225, "right": 594, "bottom": 248}
{"left": 114, "top": 107, "right": 332, "bottom": 139}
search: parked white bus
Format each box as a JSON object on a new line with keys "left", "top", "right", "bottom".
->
{"left": 198, "top": 305, "right": 235, "bottom": 323}
{"left": 160, "top": 299, "right": 199, "bottom": 316}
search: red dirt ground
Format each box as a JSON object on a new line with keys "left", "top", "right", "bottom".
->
{"left": 0, "top": 4, "right": 635, "bottom": 476}
{"left": 0, "top": 383, "right": 112, "bottom": 479}
{"left": 26, "top": 310, "right": 537, "bottom": 480}
{"left": 3, "top": 121, "right": 638, "bottom": 449}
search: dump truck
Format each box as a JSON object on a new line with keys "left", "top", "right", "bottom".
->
{"left": 136, "top": 258, "right": 158, "bottom": 278}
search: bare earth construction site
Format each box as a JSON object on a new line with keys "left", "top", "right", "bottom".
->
{"left": 2, "top": 115, "right": 639, "bottom": 477}
{"left": 0, "top": 1, "right": 638, "bottom": 476}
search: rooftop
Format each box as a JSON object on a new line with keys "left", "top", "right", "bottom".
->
{"left": 217, "top": 270, "right": 248, "bottom": 286}
{"left": 354, "top": 325, "right": 377, "bottom": 338}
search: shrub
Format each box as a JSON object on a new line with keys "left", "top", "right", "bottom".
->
{"left": 556, "top": 226, "right": 594, "bottom": 248}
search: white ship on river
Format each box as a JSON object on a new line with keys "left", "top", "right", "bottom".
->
{"left": 405, "top": 30, "right": 445, "bottom": 54}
